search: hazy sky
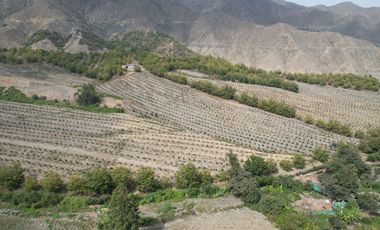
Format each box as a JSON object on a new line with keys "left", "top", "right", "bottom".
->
{"left": 287, "top": 0, "right": 380, "bottom": 7}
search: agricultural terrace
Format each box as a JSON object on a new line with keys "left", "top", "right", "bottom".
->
{"left": 0, "top": 63, "right": 94, "bottom": 101}
{"left": 181, "top": 71, "right": 380, "bottom": 131}
{"left": 0, "top": 101, "right": 278, "bottom": 177}
{"left": 97, "top": 72, "right": 348, "bottom": 155}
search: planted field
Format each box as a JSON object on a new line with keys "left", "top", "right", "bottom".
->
{"left": 182, "top": 72, "right": 380, "bottom": 131}
{"left": 97, "top": 72, "right": 347, "bottom": 155}
{"left": 0, "top": 63, "right": 94, "bottom": 101}
{"left": 0, "top": 101, "right": 277, "bottom": 177}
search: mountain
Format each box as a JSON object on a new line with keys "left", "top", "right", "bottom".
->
{"left": 1, "top": 0, "right": 380, "bottom": 74}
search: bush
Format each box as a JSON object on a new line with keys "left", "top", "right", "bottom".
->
{"left": 230, "top": 170, "right": 261, "bottom": 204}
{"left": 10, "top": 191, "right": 63, "bottom": 208}
{"left": 136, "top": 167, "right": 158, "bottom": 193}
{"left": 357, "top": 193, "right": 379, "bottom": 215}
{"left": 328, "top": 216, "right": 347, "bottom": 230}
{"left": 292, "top": 154, "right": 306, "bottom": 169}
{"left": 367, "top": 152, "right": 380, "bottom": 162}
{"left": 98, "top": 187, "right": 140, "bottom": 230}
{"left": 40, "top": 171, "right": 65, "bottom": 193}
{"left": 244, "top": 155, "right": 277, "bottom": 176}
{"left": 312, "top": 147, "right": 330, "bottom": 163}
{"left": 75, "top": 84, "right": 101, "bottom": 106}
{"left": 23, "top": 176, "right": 40, "bottom": 192}
{"left": 111, "top": 167, "right": 135, "bottom": 192}
{"left": 85, "top": 167, "right": 115, "bottom": 195}
{"left": 279, "top": 160, "right": 293, "bottom": 172}
{"left": 275, "top": 211, "right": 319, "bottom": 230}
{"left": 0, "top": 163, "right": 25, "bottom": 190}
{"left": 67, "top": 175, "right": 86, "bottom": 195}
{"left": 58, "top": 196, "right": 88, "bottom": 212}
{"left": 200, "top": 169, "right": 213, "bottom": 185}
{"left": 258, "top": 193, "right": 290, "bottom": 216}
{"left": 175, "top": 163, "right": 203, "bottom": 189}
{"left": 304, "top": 115, "right": 315, "bottom": 124}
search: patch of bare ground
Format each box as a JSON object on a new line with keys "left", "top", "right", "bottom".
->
{"left": 146, "top": 207, "right": 277, "bottom": 230}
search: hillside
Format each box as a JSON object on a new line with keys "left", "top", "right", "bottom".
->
{"left": 1, "top": 0, "right": 380, "bottom": 73}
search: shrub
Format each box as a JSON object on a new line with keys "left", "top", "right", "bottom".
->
{"left": 312, "top": 147, "right": 330, "bottom": 163}
{"left": 85, "top": 167, "right": 115, "bottom": 195}
{"left": 230, "top": 170, "right": 261, "bottom": 204}
{"left": 292, "top": 153, "right": 306, "bottom": 169}
{"left": 67, "top": 175, "right": 86, "bottom": 195}
{"left": 111, "top": 167, "right": 135, "bottom": 192}
{"left": 328, "top": 216, "right": 347, "bottom": 230}
{"left": 40, "top": 171, "right": 65, "bottom": 193}
{"left": 75, "top": 84, "right": 101, "bottom": 106}
{"left": 258, "top": 193, "right": 290, "bottom": 216}
{"left": 175, "top": 163, "right": 203, "bottom": 189}
{"left": 335, "top": 202, "right": 361, "bottom": 224}
{"left": 357, "top": 193, "right": 379, "bottom": 215}
{"left": 136, "top": 167, "right": 158, "bottom": 193}
{"left": 275, "top": 211, "right": 318, "bottom": 230}
{"left": 200, "top": 169, "right": 213, "bottom": 185}
{"left": 279, "top": 160, "right": 293, "bottom": 172}
{"left": 23, "top": 176, "right": 40, "bottom": 192}
{"left": 0, "top": 163, "right": 25, "bottom": 190}
{"left": 304, "top": 115, "right": 315, "bottom": 124}
{"left": 244, "top": 155, "right": 277, "bottom": 176}
{"left": 367, "top": 152, "right": 380, "bottom": 162}
{"left": 58, "top": 196, "right": 88, "bottom": 212}
{"left": 98, "top": 187, "right": 140, "bottom": 230}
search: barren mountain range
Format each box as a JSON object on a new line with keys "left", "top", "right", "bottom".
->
{"left": 1, "top": 0, "right": 379, "bottom": 73}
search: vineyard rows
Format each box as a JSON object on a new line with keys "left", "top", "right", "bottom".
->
{"left": 0, "top": 101, "right": 279, "bottom": 176}
{"left": 97, "top": 72, "right": 348, "bottom": 155}
{"left": 183, "top": 73, "right": 380, "bottom": 131}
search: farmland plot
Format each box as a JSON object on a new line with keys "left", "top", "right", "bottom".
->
{"left": 182, "top": 71, "right": 380, "bottom": 131}
{"left": 97, "top": 72, "right": 348, "bottom": 155}
{"left": 0, "top": 101, "right": 275, "bottom": 177}
{"left": 0, "top": 63, "right": 94, "bottom": 101}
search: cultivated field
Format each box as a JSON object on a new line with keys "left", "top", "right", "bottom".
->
{"left": 0, "top": 101, "right": 280, "bottom": 177}
{"left": 97, "top": 72, "right": 348, "bottom": 155}
{"left": 181, "top": 71, "right": 380, "bottom": 131}
{"left": 0, "top": 63, "right": 94, "bottom": 101}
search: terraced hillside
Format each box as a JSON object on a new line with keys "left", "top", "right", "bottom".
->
{"left": 181, "top": 71, "right": 380, "bottom": 131}
{"left": 0, "top": 101, "right": 278, "bottom": 177}
{"left": 97, "top": 72, "right": 348, "bottom": 155}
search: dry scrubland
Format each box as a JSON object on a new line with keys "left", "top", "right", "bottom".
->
{"left": 97, "top": 72, "right": 348, "bottom": 155}
{"left": 0, "top": 101, "right": 278, "bottom": 177}
{"left": 182, "top": 71, "right": 380, "bottom": 131}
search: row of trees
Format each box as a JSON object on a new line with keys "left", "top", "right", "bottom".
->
{"left": 304, "top": 115, "right": 353, "bottom": 137}
{"left": 186, "top": 79, "right": 297, "bottom": 118}
{"left": 285, "top": 72, "right": 380, "bottom": 91}
{"left": 134, "top": 51, "right": 299, "bottom": 92}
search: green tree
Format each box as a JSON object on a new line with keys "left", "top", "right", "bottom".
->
{"left": 0, "top": 163, "right": 25, "bottom": 190}
{"left": 357, "top": 193, "right": 379, "bottom": 215}
{"left": 175, "top": 163, "right": 202, "bottom": 189}
{"left": 40, "top": 171, "right": 65, "bottom": 193}
{"left": 111, "top": 167, "right": 135, "bottom": 192}
{"left": 75, "top": 84, "right": 101, "bottom": 106}
{"left": 136, "top": 167, "right": 158, "bottom": 193}
{"left": 292, "top": 154, "right": 306, "bottom": 169}
{"left": 244, "top": 155, "right": 276, "bottom": 176}
{"left": 230, "top": 170, "right": 261, "bottom": 204}
{"left": 85, "top": 167, "right": 115, "bottom": 195}
{"left": 98, "top": 186, "right": 140, "bottom": 230}
{"left": 67, "top": 175, "right": 86, "bottom": 195}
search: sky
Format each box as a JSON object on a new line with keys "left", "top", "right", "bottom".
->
{"left": 286, "top": 0, "right": 380, "bottom": 7}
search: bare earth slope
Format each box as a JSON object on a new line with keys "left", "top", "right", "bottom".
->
{"left": 187, "top": 12, "right": 380, "bottom": 73}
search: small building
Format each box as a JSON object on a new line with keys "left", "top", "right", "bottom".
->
{"left": 122, "top": 64, "right": 138, "bottom": 71}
